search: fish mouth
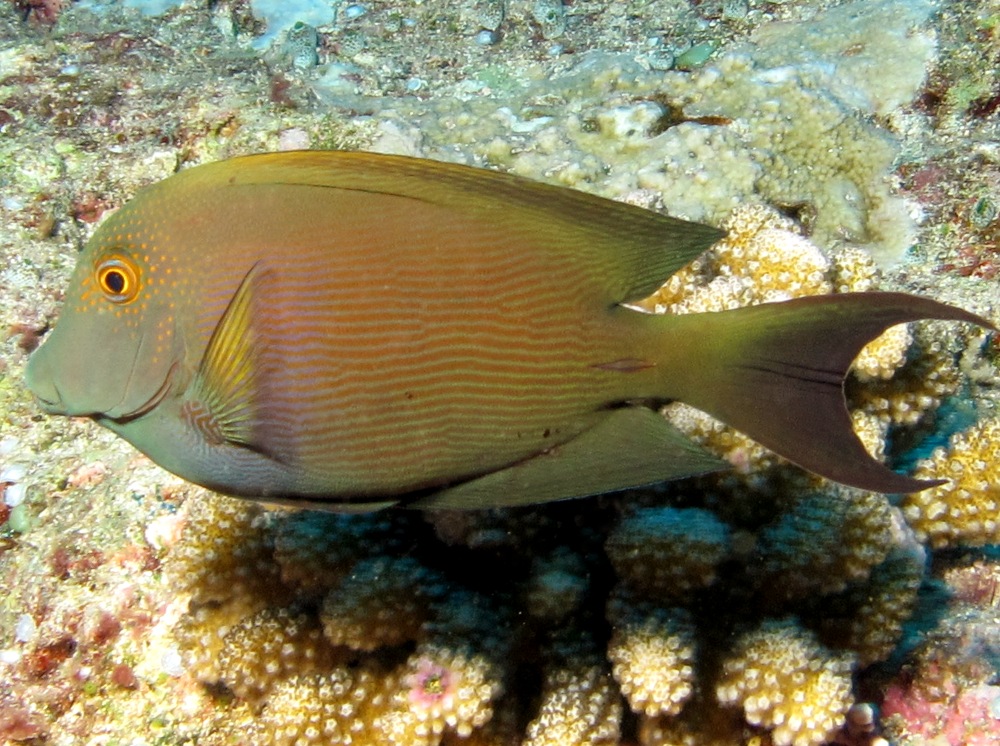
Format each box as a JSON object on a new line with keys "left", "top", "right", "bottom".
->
{"left": 32, "top": 382, "right": 64, "bottom": 414}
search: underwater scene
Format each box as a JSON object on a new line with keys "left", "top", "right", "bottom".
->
{"left": 1, "top": 0, "right": 999, "bottom": 744}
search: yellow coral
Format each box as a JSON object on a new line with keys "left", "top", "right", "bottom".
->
{"left": 166, "top": 490, "right": 287, "bottom": 608}
{"left": 639, "top": 204, "right": 832, "bottom": 315}
{"left": 173, "top": 601, "right": 251, "bottom": 686}
{"left": 661, "top": 402, "right": 780, "bottom": 478}
{"left": 851, "top": 409, "right": 888, "bottom": 461}
{"left": 522, "top": 662, "right": 622, "bottom": 746}
{"left": 716, "top": 619, "right": 855, "bottom": 746}
{"left": 253, "top": 670, "right": 364, "bottom": 745}
{"left": 900, "top": 416, "right": 1000, "bottom": 548}
{"left": 850, "top": 332, "right": 961, "bottom": 428}
{"left": 254, "top": 664, "right": 406, "bottom": 745}
{"left": 830, "top": 246, "right": 912, "bottom": 381}
{"left": 385, "top": 642, "right": 502, "bottom": 740}
{"left": 638, "top": 203, "right": 927, "bottom": 483}
{"left": 215, "top": 606, "right": 341, "bottom": 705}
{"left": 852, "top": 323, "right": 913, "bottom": 381}
{"left": 607, "top": 605, "right": 697, "bottom": 717}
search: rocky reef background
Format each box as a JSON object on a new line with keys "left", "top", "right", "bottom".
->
{"left": 0, "top": 0, "right": 998, "bottom": 744}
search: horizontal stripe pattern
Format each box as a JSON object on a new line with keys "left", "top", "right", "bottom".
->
{"left": 160, "top": 173, "right": 658, "bottom": 495}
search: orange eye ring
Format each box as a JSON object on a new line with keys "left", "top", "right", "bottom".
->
{"left": 96, "top": 254, "right": 140, "bottom": 304}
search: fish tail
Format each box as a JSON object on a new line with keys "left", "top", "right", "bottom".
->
{"left": 654, "top": 292, "right": 994, "bottom": 493}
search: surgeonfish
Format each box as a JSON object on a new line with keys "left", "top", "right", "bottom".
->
{"left": 25, "top": 151, "right": 995, "bottom": 511}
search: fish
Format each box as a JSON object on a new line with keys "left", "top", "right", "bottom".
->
{"left": 24, "top": 151, "right": 995, "bottom": 511}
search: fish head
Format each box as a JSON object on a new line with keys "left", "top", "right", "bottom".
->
{"left": 26, "top": 204, "right": 186, "bottom": 422}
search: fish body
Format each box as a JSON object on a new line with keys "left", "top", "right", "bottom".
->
{"left": 25, "top": 152, "right": 993, "bottom": 510}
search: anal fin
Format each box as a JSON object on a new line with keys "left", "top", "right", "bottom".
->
{"left": 405, "top": 407, "right": 725, "bottom": 510}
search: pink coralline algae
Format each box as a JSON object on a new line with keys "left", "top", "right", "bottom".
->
{"left": 9, "top": 0, "right": 65, "bottom": 25}
{"left": 883, "top": 681, "right": 1000, "bottom": 746}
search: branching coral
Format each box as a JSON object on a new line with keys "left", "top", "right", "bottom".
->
{"left": 606, "top": 594, "right": 697, "bottom": 717}
{"left": 901, "top": 415, "right": 1000, "bottom": 548}
{"left": 253, "top": 665, "right": 403, "bottom": 745}
{"left": 168, "top": 491, "right": 287, "bottom": 610}
{"left": 167, "top": 495, "right": 519, "bottom": 746}
{"left": 819, "top": 540, "right": 926, "bottom": 667}
{"left": 716, "top": 619, "right": 856, "bottom": 746}
{"left": 751, "top": 487, "right": 895, "bottom": 600}
{"left": 606, "top": 506, "right": 731, "bottom": 599}
{"left": 523, "top": 628, "right": 622, "bottom": 746}
{"left": 392, "top": 641, "right": 501, "bottom": 740}
{"left": 320, "top": 556, "right": 445, "bottom": 651}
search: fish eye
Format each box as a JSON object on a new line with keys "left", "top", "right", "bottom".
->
{"left": 95, "top": 254, "right": 140, "bottom": 304}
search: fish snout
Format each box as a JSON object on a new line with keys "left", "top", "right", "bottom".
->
{"left": 25, "top": 349, "right": 67, "bottom": 414}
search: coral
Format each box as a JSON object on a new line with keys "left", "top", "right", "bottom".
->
{"left": 637, "top": 698, "right": 763, "bottom": 746}
{"left": 849, "top": 331, "right": 962, "bottom": 429}
{"left": 606, "top": 506, "right": 731, "bottom": 600}
{"left": 522, "top": 629, "right": 622, "bottom": 746}
{"left": 661, "top": 401, "right": 781, "bottom": 481}
{"left": 606, "top": 596, "right": 697, "bottom": 717}
{"left": 884, "top": 682, "right": 1000, "bottom": 746}
{"left": 819, "top": 541, "right": 926, "bottom": 667}
{"left": 254, "top": 646, "right": 503, "bottom": 746}
{"left": 214, "top": 607, "right": 341, "bottom": 706}
{"left": 272, "top": 509, "right": 416, "bottom": 600}
{"left": 751, "top": 487, "right": 895, "bottom": 600}
{"left": 716, "top": 618, "right": 855, "bottom": 746}
{"left": 253, "top": 665, "right": 401, "bottom": 745}
{"left": 642, "top": 206, "right": 913, "bottom": 384}
{"left": 166, "top": 494, "right": 519, "bottom": 745}
{"left": 392, "top": 641, "right": 502, "bottom": 740}
{"left": 881, "top": 586, "right": 1000, "bottom": 746}
{"left": 175, "top": 604, "right": 341, "bottom": 706}
{"left": 319, "top": 556, "right": 445, "bottom": 651}
{"left": 900, "top": 415, "right": 1000, "bottom": 547}
{"left": 522, "top": 546, "right": 590, "bottom": 622}
{"left": 637, "top": 204, "right": 936, "bottom": 486}
{"left": 521, "top": 664, "right": 621, "bottom": 746}
{"left": 253, "top": 669, "right": 367, "bottom": 745}
{"left": 639, "top": 204, "right": 832, "bottom": 315}
{"left": 166, "top": 491, "right": 287, "bottom": 610}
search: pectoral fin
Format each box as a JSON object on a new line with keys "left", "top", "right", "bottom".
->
{"left": 186, "top": 262, "right": 290, "bottom": 463}
{"left": 404, "top": 407, "right": 726, "bottom": 510}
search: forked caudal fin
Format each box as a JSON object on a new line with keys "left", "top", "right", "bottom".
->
{"left": 661, "top": 292, "right": 996, "bottom": 493}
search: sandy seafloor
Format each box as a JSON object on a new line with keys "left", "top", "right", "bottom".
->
{"left": 0, "top": 0, "right": 999, "bottom": 744}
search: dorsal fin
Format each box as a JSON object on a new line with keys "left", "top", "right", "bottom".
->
{"left": 201, "top": 151, "right": 724, "bottom": 304}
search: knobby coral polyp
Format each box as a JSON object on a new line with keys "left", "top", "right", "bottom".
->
{"left": 408, "top": 658, "right": 454, "bottom": 710}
